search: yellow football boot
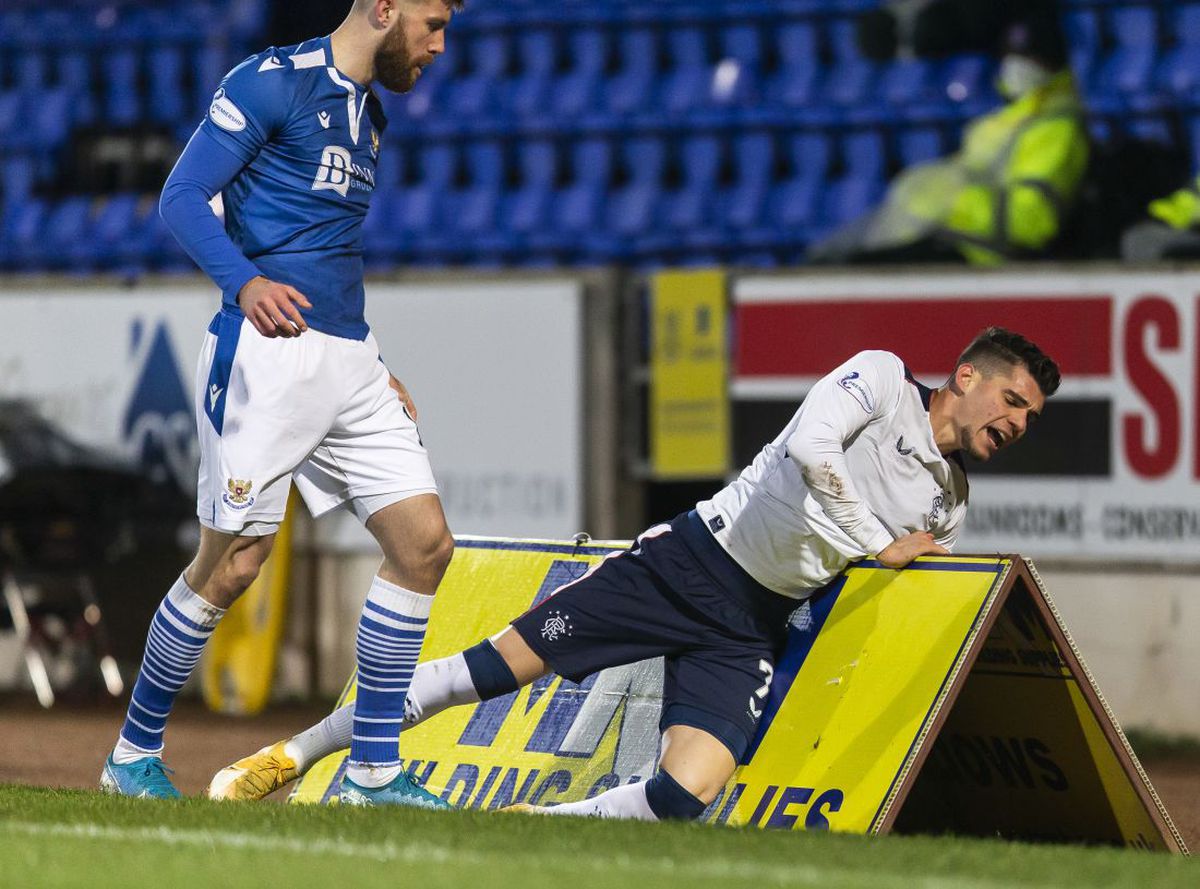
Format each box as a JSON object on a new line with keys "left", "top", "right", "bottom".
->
{"left": 207, "top": 741, "right": 300, "bottom": 801}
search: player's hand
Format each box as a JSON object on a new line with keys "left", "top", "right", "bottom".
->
{"left": 388, "top": 374, "right": 418, "bottom": 421}
{"left": 238, "top": 276, "right": 312, "bottom": 338}
{"left": 876, "top": 531, "right": 949, "bottom": 569}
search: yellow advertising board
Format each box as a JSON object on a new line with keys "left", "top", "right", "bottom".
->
{"left": 290, "top": 539, "right": 1186, "bottom": 853}
{"left": 649, "top": 269, "right": 729, "bottom": 478}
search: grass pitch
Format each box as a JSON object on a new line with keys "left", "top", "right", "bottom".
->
{"left": 0, "top": 785, "right": 1193, "bottom": 889}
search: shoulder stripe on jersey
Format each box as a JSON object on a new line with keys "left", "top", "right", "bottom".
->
{"left": 325, "top": 68, "right": 368, "bottom": 144}
{"left": 290, "top": 47, "right": 326, "bottom": 69}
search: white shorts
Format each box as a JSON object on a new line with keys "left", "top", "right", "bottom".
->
{"left": 194, "top": 310, "right": 438, "bottom": 536}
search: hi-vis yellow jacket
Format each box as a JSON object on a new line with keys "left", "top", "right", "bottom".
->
{"left": 1147, "top": 175, "right": 1200, "bottom": 229}
{"left": 879, "top": 70, "right": 1090, "bottom": 265}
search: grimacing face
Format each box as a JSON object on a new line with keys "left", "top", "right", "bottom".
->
{"left": 955, "top": 363, "right": 1046, "bottom": 461}
{"left": 374, "top": 1, "right": 450, "bottom": 94}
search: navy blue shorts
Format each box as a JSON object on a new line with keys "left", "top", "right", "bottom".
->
{"left": 510, "top": 511, "right": 798, "bottom": 761}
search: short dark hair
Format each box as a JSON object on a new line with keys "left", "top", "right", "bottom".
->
{"left": 956, "top": 327, "right": 1061, "bottom": 397}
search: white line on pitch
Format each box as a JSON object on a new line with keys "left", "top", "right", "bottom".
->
{"left": 1, "top": 820, "right": 1067, "bottom": 889}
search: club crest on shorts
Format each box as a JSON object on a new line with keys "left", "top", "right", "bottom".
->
{"left": 540, "top": 610, "right": 573, "bottom": 642}
{"left": 223, "top": 478, "right": 255, "bottom": 509}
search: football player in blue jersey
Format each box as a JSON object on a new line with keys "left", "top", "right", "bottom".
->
{"left": 101, "top": 0, "right": 464, "bottom": 807}
{"left": 209, "top": 328, "right": 1060, "bottom": 821}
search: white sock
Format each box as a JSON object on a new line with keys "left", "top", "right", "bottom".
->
{"left": 113, "top": 736, "right": 159, "bottom": 765}
{"left": 345, "top": 763, "right": 402, "bottom": 788}
{"left": 284, "top": 704, "right": 354, "bottom": 772}
{"left": 541, "top": 782, "right": 658, "bottom": 820}
{"left": 284, "top": 652, "right": 482, "bottom": 774}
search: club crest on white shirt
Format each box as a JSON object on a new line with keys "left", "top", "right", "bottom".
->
{"left": 837, "top": 371, "right": 874, "bottom": 413}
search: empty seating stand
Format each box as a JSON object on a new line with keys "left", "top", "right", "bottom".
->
{"left": 3, "top": 0, "right": 1200, "bottom": 271}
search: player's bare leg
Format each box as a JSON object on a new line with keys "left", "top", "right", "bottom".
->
{"left": 104, "top": 526, "right": 276, "bottom": 798}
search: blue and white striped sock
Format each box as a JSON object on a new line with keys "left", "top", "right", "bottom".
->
{"left": 348, "top": 576, "right": 432, "bottom": 785}
{"left": 114, "top": 575, "right": 225, "bottom": 763}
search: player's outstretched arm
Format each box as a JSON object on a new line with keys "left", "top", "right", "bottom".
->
{"left": 876, "top": 530, "right": 949, "bottom": 569}
{"left": 237, "top": 276, "right": 312, "bottom": 338}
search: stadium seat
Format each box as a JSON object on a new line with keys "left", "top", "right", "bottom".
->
{"left": 34, "top": 197, "right": 92, "bottom": 270}
{"left": 767, "top": 21, "right": 821, "bottom": 108}
{"left": 659, "top": 26, "right": 710, "bottom": 116}
{"left": 1155, "top": 5, "right": 1200, "bottom": 102}
{"left": 54, "top": 50, "right": 97, "bottom": 124}
{"left": 552, "top": 29, "right": 608, "bottom": 119}
{"left": 897, "top": 126, "right": 943, "bottom": 167}
{"left": 510, "top": 29, "right": 557, "bottom": 119}
{"left": 721, "top": 131, "right": 775, "bottom": 231}
{"left": 842, "top": 130, "right": 887, "bottom": 182}
{"left": 0, "top": 197, "right": 48, "bottom": 271}
{"left": 824, "top": 19, "right": 876, "bottom": 110}
{"left": 819, "top": 175, "right": 884, "bottom": 227}
{"left": 605, "top": 28, "right": 656, "bottom": 116}
{"left": 445, "top": 32, "right": 507, "bottom": 118}
{"left": 102, "top": 47, "right": 142, "bottom": 127}
{"left": 712, "top": 25, "right": 764, "bottom": 107}
{"left": 1065, "top": 8, "right": 1102, "bottom": 91}
{"left": 147, "top": 46, "right": 188, "bottom": 125}
{"left": 1090, "top": 5, "right": 1160, "bottom": 112}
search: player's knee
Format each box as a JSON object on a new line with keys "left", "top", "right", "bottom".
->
{"left": 644, "top": 768, "right": 710, "bottom": 820}
{"left": 428, "top": 530, "right": 455, "bottom": 580}
{"left": 222, "top": 541, "right": 270, "bottom": 593}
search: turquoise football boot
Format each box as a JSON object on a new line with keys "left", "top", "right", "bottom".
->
{"left": 338, "top": 770, "right": 450, "bottom": 810}
{"left": 100, "top": 754, "right": 182, "bottom": 799}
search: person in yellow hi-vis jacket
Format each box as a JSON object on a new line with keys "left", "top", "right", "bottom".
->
{"left": 1121, "top": 174, "right": 1200, "bottom": 261}
{"left": 808, "top": 22, "right": 1089, "bottom": 267}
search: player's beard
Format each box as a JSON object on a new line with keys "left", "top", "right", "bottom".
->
{"left": 374, "top": 25, "right": 419, "bottom": 93}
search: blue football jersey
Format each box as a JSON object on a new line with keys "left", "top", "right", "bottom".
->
{"left": 200, "top": 37, "right": 387, "bottom": 339}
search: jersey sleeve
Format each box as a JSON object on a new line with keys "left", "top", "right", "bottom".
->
{"left": 785, "top": 351, "right": 905, "bottom": 556}
{"left": 198, "top": 52, "right": 293, "bottom": 165}
{"left": 158, "top": 126, "right": 263, "bottom": 298}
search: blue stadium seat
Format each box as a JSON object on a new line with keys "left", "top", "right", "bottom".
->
{"left": 880, "top": 58, "right": 931, "bottom": 108}
{"left": 824, "top": 19, "right": 876, "bottom": 109}
{"left": 35, "top": 197, "right": 91, "bottom": 270}
{"left": 445, "top": 32, "right": 507, "bottom": 118}
{"left": 70, "top": 193, "right": 141, "bottom": 270}
{"left": 54, "top": 50, "right": 96, "bottom": 124}
{"left": 897, "top": 126, "right": 943, "bottom": 167}
{"left": 659, "top": 135, "right": 722, "bottom": 233}
{"left": 659, "top": 26, "right": 710, "bottom": 115}
{"left": 103, "top": 47, "right": 142, "bottom": 127}
{"left": 1065, "top": 8, "right": 1102, "bottom": 90}
{"left": 493, "top": 140, "right": 556, "bottom": 252}
{"left": 820, "top": 175, "right": 884, "bottom": 227}
{"left": 713, "top": 25, "right": 763, "bottom": 106}
{"left": 1155, "top": 5, "right": 1200, "bottom": 102}
{"left": 842, "top": 130, "right": 886, "bottom": 182}
{"left": 452, "top": 141, "right": 504, "bottom": 239}
{"left": 510, "top": 29, "right": 557, "bottom": 118}
{"left": 605, "top": 28, "right": 656, "bottom": 116}
{"left": 552, "top": 29, "right": 607, "bottom": 119}
{"left": 148, "top": 46, "right": 188, "bottom": 125}
{"left": 1, "top": 153, "right": 36, "bottom": 204}
{"left": 194, "top": 45, "right": 231, "bottom": 122}
{"left": 721, "top": 132, "right": 775, "bottom": 230}
{"left": 0, "top": 197, "right": 48, "bottom": 271}
{"left": 767, "top": 21, "right": 820, "bottom": 108}
{"left": 1090, "top": 5, "right": 1160, "bottom": 112}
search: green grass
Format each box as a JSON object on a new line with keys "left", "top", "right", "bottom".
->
{"left": 0, "top": 785, "right": 1194, "bottom": 889}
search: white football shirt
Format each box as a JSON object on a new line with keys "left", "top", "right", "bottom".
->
{"left": 696, "top": 350, "right": 968, "bottom": 599}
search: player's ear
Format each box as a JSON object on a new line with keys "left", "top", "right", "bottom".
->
{"left": 951, "top": 362, "right": 976, "bottom": 395}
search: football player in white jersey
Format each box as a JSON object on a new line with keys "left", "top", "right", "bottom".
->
{"left": 210, "top": 327, "right": 1059, "bottom": 821}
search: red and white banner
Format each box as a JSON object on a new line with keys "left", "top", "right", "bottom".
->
{"left": 732, "top": 271, "right": 1200, "bottom": 564}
